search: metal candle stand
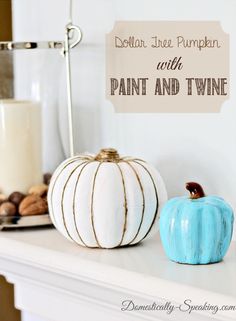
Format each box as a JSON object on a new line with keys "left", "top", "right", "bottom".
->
{"left": 63, "top": 23, "right": 82, "bottom": 157}
{"left": 0, "top": 1, "right": 82, "bottom": 229}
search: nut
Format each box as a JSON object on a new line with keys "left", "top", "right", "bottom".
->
{"left": 0, "top": 202, "right": 17, "bottom": 216}
{"left": 8, "top": 192, "right": 26, "bottom": 207}
{"left": 28, "top": 184, "right": 48, "bottom": 197}
{"left": 19, "top": 195, "right": 48, "bottom": 216}
{"left": 0, "top": 193, "right": 7, "bottom": 205}
{"left": 44, "top": 173, "right": 52, "bottom": 185}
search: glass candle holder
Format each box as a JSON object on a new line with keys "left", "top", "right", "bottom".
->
{"left": 0, "top": 41, "right": 65, "bottom": 196}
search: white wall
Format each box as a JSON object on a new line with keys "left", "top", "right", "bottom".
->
{"left": 12, "top": 0, "right": 236, "bottom": 238}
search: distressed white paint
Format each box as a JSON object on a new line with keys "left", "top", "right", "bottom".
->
{"left": 48, "top": 155, "right": 167, "bottom": 248}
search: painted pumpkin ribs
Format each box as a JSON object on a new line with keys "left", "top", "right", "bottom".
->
{"left": 48, "top": 149, "right": 167, "bottom": 249}
{"left": 160, "top": 182, "right": 234, "bottom": 264}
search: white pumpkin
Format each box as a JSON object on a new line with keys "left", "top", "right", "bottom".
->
{"left": 48, "top": 148, "right": 167, "bottom": 248}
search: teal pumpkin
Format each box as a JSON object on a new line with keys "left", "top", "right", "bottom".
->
{"left": 160, "top": 182, "right": 234, "bottom": 264}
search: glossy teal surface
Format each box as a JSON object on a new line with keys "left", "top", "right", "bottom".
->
{"left": 160, "top": 196, "right": 234, "bottom": 264}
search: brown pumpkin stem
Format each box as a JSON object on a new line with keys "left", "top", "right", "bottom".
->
{"left": 186, "top": 182, "right": 205, "bottom": 199}
{"left": 95, "top": 148, "right": 121, "bottom": 162}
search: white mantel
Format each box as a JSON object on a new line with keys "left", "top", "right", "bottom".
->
{"left": 0, "top": 228, "right": 235, "bottom": 321}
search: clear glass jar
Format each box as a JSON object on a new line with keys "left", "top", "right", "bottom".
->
{"left": 0, "top": 41, "right": 65, "bottom": 195}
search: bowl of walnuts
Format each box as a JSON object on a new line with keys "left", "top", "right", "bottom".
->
{"left": 0, "top": 173, "right": 53, "bottom": 230}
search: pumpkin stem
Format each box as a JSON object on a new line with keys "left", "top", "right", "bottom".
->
{"left": 95, "top": 148, "right": 121, "bottom": 162}
{"left": 186, "top": 182, "right": 205, "bottom": 199}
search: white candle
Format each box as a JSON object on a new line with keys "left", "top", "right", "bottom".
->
{"left": 0, "top": 100, "right": 42, "bottom": 195}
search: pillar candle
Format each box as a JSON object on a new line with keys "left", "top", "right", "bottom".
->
{"left": 0, "top": 100, "right": 42, "bottom": 195}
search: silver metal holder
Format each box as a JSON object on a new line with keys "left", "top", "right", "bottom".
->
{"left": 0, "top": 41, "right": 64, "bottom": 50}
{"left": 63, "top": 23, "right": 82, "bottom": 157}
{"left": 0, "top": 214, "right": 53, "bottom": 230}
{"left": 0, "top": 1, "right": 82, "bottom": 230}
{"left": 0, "top": 24, "right": 82, "bottom": 159}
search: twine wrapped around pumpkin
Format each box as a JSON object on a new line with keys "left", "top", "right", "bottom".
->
{"left": 48, "top": 148, "right": 167, "bottom": 249}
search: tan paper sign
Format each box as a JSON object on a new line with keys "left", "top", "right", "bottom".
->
{"left": 106, "top": 21, "right": 229, "bottom": 113}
